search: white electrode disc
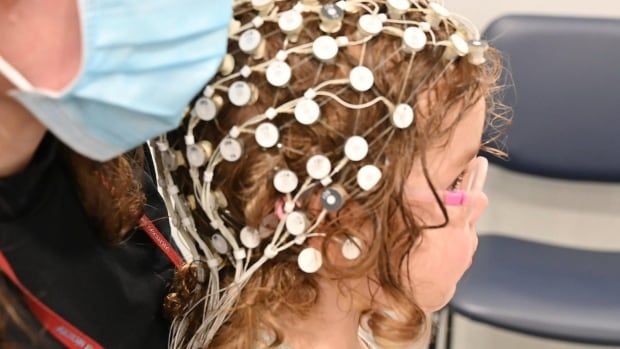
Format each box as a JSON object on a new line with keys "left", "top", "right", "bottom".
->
{"left": 298, "top": 247, "right": 323, "bottom": 273}
{"left": 357, "top": 164, "right": 382, "bottom": 191}
{"left": 239, "top": 29, "right": 263, "bottom": 54}
{"left": 429, "top": 2, "right": 450, "bottom": 17}
{"left": 306, "top": 154, "right": 332, "bottom": 179}
{"left": 285, "top": 211, "right": 309, "bottom": 236}
{"left": 403, "top": 27, "right": 427, "bottom": 52}
{"left": 266, "top": 60, "right": 292, "bottom": 87}
{"left": 211, "top": 234, "right": 230, "bottom": 254}
{"left": 349, "top": 66, "right": 374, "bottom": 92}
{"left": 344, "top": 136, "right": 369, "bottom": 161}
{"left": 279, "top": 10, "right": 303, "bottom": 33}
{"left": 252, "top": 0, "right": 273, "bottom": 10}
{"left": 358, "top": 14, "right": 383, "bottom": 36}
{"left": 240, "top": 226, "right": 261, "bottom": 249}
{"left": 220, "top": 137, "right": 244, "bottom": 162}
{"left": 450, "top": 34, "right": 470, "bottom": 56}
{"left": 387, "top": 0, "right": 410, "bottom": 12}
{"left": 341, "top": 236, "right": 363, "bottom": 260}
{"left": 251, "top": 0, "right": 272, "bottom": 6}
{"left": 391, "top": 103, "right": 415, "bottom": 129}
{"left": 186, "top": 142, "right": 212, "bottom": 168}
{"left": 186, "top": 145, "right": 205, "bottom": 168}
{"left": 312, "top": 36, "right": 339, "bottom": 62}
{"left": 273, "top": 169, "right": 299, "bottom": 194}
{"left": 294, "top": 99, "right": 321, "bottom": 125}
{"left": 228, "top": 81, "right": 254, "bottom": 107}
{"left": 255, "top": 122, "right": 280, "bottom": 148}
{"left": 194, "top": 97, "right": 219, "bottom": 121}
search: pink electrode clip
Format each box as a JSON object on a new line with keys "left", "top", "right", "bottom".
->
{"left": 275, "top": 197, "right": 286, "bottom": 220}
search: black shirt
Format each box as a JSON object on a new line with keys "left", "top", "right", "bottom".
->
{"left": 0, "top": 134, "right": 173, "bottom": 348}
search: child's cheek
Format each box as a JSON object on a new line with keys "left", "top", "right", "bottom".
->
{"left": 407, "top": 226, "right": 475, "bottom": 312}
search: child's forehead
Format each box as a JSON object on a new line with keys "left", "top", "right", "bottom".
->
{"left": 428, "top": 98, "right": 486, "bottom": 172}
{"left": 414, "top": 81, "right": 486, "bottom": 126}
{"left": 445, "top": 98, "right": 485, "bottom": 154}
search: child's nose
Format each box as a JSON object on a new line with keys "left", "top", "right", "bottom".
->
{"left": 468, "top": 191, "right": 489, "bottom": 226}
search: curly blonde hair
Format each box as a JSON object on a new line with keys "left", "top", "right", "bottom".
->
{"left": 165, "top": 1, "right": 505, "bottom": 347}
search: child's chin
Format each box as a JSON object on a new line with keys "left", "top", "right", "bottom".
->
{"left": 421, "top": 286, "right": 457, "bottom": 313}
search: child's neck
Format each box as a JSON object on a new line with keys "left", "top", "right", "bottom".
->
{"left": 278, "top": 278, "right": 366, "bottom": 349}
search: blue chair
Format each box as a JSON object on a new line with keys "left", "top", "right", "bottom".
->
{"left": 446, "top": 15, "right": 620, "bottom": 348}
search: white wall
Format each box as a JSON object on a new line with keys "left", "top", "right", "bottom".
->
{"left": 447, "top": 0, "right": 620, "bottom": 29}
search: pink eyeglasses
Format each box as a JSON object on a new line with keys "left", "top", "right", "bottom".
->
{"left": 443, "top": 156, "right": 489, "bottom": 206}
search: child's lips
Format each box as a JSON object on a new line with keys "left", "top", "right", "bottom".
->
{"left": 468, "top": 243, "right": 478, "bottom": 268}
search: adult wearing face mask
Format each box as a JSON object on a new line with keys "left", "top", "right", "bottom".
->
{"left": 0, "top": 1, "right": 231, "bottom": 348}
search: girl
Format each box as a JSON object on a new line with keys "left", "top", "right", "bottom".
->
{"left": 158, "top": 1, "right": 504, "bottom": 348}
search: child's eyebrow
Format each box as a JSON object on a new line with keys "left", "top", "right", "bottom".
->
{"left": 456, "top": 141, "right": 482, "bottom": 170}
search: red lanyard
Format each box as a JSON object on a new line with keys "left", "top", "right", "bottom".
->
{"left": 0, "top": 215, "right": 184, "bottom": 349}
{"left": 138, "top": 215, "right": 184, "bottom": 270}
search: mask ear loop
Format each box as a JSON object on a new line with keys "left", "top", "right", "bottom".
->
{"left": 0, "top": 55, "right": 34, "bottom": 92}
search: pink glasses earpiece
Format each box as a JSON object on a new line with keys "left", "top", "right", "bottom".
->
{"left": 444, "top": 190, "right": 468, "bottom": 206}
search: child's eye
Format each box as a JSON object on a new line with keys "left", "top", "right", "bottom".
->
{"left": 448, "top": 172, "right": 465, "bottom": 191}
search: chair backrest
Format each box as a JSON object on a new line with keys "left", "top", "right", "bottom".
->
{"left": 485, "top": 15, "right": 620, "bottom": 182}
{"left": 477, "top": 15, "right": 620, "bottom": 250}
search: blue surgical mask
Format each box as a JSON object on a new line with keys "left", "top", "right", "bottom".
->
{"left": 0, "top": 0, "right": 232, "bottom": 161}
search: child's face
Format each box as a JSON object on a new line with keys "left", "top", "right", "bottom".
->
{"left": 404, "top": 97, "right": 489, "bottom": 312}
